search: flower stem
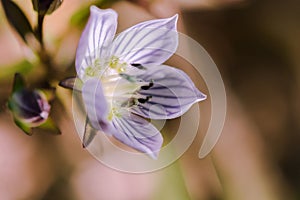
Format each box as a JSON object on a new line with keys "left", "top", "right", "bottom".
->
{"left": 37, "top": 14, "right": 45, "bottom": 49}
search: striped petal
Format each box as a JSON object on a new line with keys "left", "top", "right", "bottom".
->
{"left": 111, "top": 15, "right": 178, "bottom": 65}
{"left": 82, "top": 78, "right": 163, "bottom": 158}
{"left": 131, "top": 65, "right": 206, "bottom": 119}
{"left": 76, "top": 6, "right": 117, "bottom": 78}
{"left": 82, "top": 78, "right": 114, "bottom": 135}
{"left": 111, "top": 113, "right": 163, "bottom": 159}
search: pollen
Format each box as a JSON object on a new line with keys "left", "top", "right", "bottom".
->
{"left": 107, "top": 107, "right": 122, "bottom": 121}
{"left": 85, "top": 66, "right": 96, "bottom": 76}
{"left": 109, "top": 56, "right": 127, "bottom": 73}
{"left": 84, "top": 59, "right": 102, "bottom": 78}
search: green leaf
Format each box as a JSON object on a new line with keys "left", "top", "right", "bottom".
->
{"left": 1, "top": 0, "right": 34, "bottom": 43}
{"left": 0, "top": 60, "right": 34, "bottom": 81}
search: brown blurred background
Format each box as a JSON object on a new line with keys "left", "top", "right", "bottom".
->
{"left": 0, "top": 0, "right": 300, "bottom": 199}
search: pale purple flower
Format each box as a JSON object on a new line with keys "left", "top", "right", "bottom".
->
{"left": 63, "top": 6, "right": 206, "bottom": 158}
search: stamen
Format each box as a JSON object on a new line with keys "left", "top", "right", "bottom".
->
{"left": 131, "top": 63, "right": 146, "bottom": 70}
{"left": 141, "top": 81, "right": 154, "bottom": 90}
{"left": 108, "top": 107, "right": 122, "bottom": 120}
{"left": 119, "top": 73, "right": 137, "bottom": 82}
{"left": 101, "top": 74, "right": 121, "bottom": 83}
{"left": 121, "top": 98, "right": 138, "bottom": 108}
{"left": 109, "top": 56, "right": 127, "bottom": 73}
{"left": 138, "top": 96, "right": 152, "bottom": 104}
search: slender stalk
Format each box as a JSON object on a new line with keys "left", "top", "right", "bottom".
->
{"left": 37, "top": 14, "right": 45, "bottom": 48}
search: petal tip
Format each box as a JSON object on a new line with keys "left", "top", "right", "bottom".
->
{"left": 167, "top": 14, "right": 179, "bottom": 30}
{"left": 90, "top": 6, "right": 117, "bottom": 17}
{"left": 145, "top": 134, "right": 163, "bottom": 159}
{"left": 90, "top": 5, "right": 101, "bottom": 14}
{"left": 197, "top": 91, "right": 207, "bottom": 101}
{"left": 147, "top": 150, "right": 159, "bottom": 159}
{"left": 171, "top": 14, "right": 179, "bottom": 21}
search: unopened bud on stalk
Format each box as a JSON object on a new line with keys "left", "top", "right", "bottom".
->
{"left": 8, "top": 73, "right": 57, "bottom": 135}
{"left": 32, "top": 0, "right": 63, "bottom": 15}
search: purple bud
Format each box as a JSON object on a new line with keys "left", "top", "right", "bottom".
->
{"left": 9, "top": 88, "right": 51, "bottom": 127}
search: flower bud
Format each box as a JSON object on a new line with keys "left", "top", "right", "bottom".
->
{"left": 32, "top": 0, "right": 63, "bottom": 15}
{"left": 9, "top": 89, "right": 50, "bottom": 126}
{"left": 8, "top": 74, "right": 52, "bottom": 135}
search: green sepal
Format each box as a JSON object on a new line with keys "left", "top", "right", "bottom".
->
{"left": 59, "top": 76, "right": 83, "bottom": 92}
{"left": 32, "top": 0, "right": 38, "bottom": 12}
{"left": 12, "top": 73, "right": 25, "bottom": 93}
{"left": 82, "top": 117, "right": 97, "bottom": 148}
{"left": 38, "top": 87, "right": 56, "bottom": 103}
{"left": 14, "top": 118, "right": 32, "bottom": 136}
{"left": 32, "top": 0, "right": 63, "bottom": 15}
{"left": 36, "top": 117, "right": 61, "bottom": 135}
{"left": 7, "top": 97, "right": 15, "bottom": 111}
{"left": 46, "top": 0, "right": 63, "bottom": 15}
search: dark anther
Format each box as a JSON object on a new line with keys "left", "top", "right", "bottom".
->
{"left": 141, "top": 82, "right": 154, "bottom": 90}
{"left": 138, "top": 96, "right": 152, "bottom": 104}
{"left": 131, "top": 63, "right": 146, "bottom": 70}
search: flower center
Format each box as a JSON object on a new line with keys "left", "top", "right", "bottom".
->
{"left": 101, "top": 67, "right": 154, "bottom": 121}
{"left": 83, "top": 56, "right": 129, "bottom": 80}
{"left": 83, "top": 58, "right": 153, "bottom": 121}
{"left": 102, "top": 76, "right": 151, "bottom": 105}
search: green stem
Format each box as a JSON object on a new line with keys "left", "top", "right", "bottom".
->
{"left": 37, "top": 14, "right": 45, "bottom": 48}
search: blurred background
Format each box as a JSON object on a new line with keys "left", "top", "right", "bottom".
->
{"left": 0, "top": 0, "right": 299, "bottom": 199}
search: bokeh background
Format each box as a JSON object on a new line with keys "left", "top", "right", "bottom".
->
{"left": 0, "top": 0, "right": 299, "bottom": 199}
